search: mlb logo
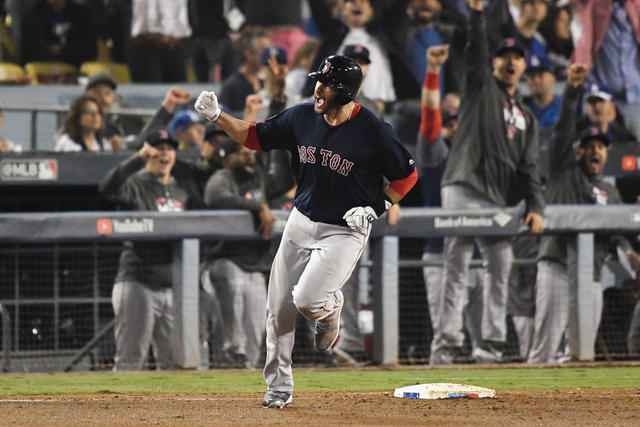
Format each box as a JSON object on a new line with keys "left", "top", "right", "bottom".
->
{"left": 506, "top": 38, "right": 515, "bottom": 47}
{"left": 322, "top": 61, "right": 331, "bottom": 74}
{"left": 158, "top": 129, "right": 169, "bottom": 140}
{"left": 97, "top": 219, "right": 113, "bottom": 234}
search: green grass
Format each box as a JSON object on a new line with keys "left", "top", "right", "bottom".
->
{"left": 0, "top": 367, "right": 639, "bottom": 396}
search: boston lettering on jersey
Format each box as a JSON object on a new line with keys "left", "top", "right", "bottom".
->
{"left": 251, "top": 102, "right": 416, "bottom": 226}
{"left": 297, "top": 146, "right": 355, "bottom": 177}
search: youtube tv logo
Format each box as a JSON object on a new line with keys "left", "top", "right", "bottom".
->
{"left": 621, "top": 156, "right": 638, "bottom": 171}
{"left": 97, "top": 219, "right": 113, "bottom": 234}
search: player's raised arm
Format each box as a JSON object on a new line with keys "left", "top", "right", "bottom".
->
{"left": 195, "top": 90, "right": 253, "bottom": 147}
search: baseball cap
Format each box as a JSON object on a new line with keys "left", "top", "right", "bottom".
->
{"left": 86, "top": 72, "right": 117, "bottom": 91}
{"left": 146, "top": 129, "right": 178, "bottom": 149}
{"left": 526, "top": 53, "right": 552, "bottom": 74}
{"left": 204, "top": 123, "right": 227, "bottom": 142}
{"left": 217, "top": 138, "right": 242, "bottom": 160}
{"left": 260, "top": 46, "right": 288, "bottom": 66}
{"left": 169, "top": 110, "right": 204, "bottom": 137}
{"left": 585, "top": 83, "right": 613, "bottom": 102}
{"left": 343, "top": 44, "right": 371, "bottom": 65}
{"left": 494, "top": 38, "right": 526, "bottom": 58}
{"left": 441, "top": 107, "right": 458, "bottom": 125}
{"left": 578, "top": 126, "right": 611, "bottom": 147}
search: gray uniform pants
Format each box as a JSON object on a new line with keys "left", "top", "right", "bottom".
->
{"left": 112, "top": 281, "right": 174, "bottom": 371}
{"left": 206, "top": 259, "right": 267, "bottom": 367}
{"left": 264, "top": 208, "right": 369, "bottom": 393}
{"left": 423, "top": 252, "right": 484, "bottom": 364}
{"left": 628, "top": 299, "right": 640, "bottom": 355}
{"left": 528, "top": 260, "right": 569, "bottom": 364}
{"left": 437, "top": 184, "right": 513, "bottom": 346}
{"left": 436, "top": 184, "right": 513, "bottom": 347}
{"left": 334, "top": 264, "right": 365, "bottom": 354}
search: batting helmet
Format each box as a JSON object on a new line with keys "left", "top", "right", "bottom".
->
{"left": 308, "top": 55, "right": 363, "bottom": 105}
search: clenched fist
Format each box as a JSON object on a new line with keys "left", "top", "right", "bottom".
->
{"left": 195, "top": 90, "right": 222, "bottom": 122}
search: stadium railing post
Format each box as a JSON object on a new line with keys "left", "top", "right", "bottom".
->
{"left": 172, "top": 238, "right": 200, "bottom": 368}
{"left": 568, "top": 232, "right": 596, "bottom": 361}
{"left": 371, "top": 236, "right": 399, "bottom": 365}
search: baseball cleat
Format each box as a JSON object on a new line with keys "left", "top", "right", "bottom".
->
{"left": 261, "top": 390, "right": 292, "bottom": 408}
{"left": 315, "top": 290, "right": 344, "bottom": 351}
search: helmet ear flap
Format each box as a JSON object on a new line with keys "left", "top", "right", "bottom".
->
{"left": 336, "top": 86, "right": 353, "bottom": 105}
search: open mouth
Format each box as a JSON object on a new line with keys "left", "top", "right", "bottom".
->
{"left": 158, "top": 158, "right": 171, "bottom": 167}
{"left": 505, "top": 67, "right": 516, "bottom": 78}
{"left": 314, "top": 96, "right": 325, "bottom": 109}
{"left": 352, "top": 9, "right": 363, "bottom": 16}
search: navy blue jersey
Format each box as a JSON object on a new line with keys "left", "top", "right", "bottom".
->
{"left": 254, "top": 103, "right": 415, "bottom": 225}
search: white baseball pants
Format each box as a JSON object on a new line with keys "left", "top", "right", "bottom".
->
{"left": 263, "top": 208, "right": 369, "bottom": 393}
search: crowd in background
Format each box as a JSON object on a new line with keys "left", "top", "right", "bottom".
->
{"left": 1, "top": 0, "right": 640, "bottom": 369}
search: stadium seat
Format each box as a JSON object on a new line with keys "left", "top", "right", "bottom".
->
{"left": 24, "top": 62, "right": 78, "bottom": 84}
{"left": 80, "top": 61, "right": 131, "bottom": 84}
{"left": 0, "top": 62, "right": 29, "bottom": 84}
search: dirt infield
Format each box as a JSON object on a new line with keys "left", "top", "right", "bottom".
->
{"left": 2, "top": 389, "right": 639, "bottom": 425}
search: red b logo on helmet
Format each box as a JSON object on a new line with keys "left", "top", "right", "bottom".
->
{"left": 322, "top": 61, "right": 331, "bottom": 74}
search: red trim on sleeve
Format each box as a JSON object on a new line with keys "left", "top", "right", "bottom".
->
{"left": 244, "top": 123, "right": 262, "bottom": 151}
{"left": 424, "top": 72, "right": 439, "bottom": 89}
{"left": 389, "top": 168, "right": 418, "bottom": 198}
{"left": 350, "top": 103, "right": 362, "bottom": 119}
{"left": 420, "top": 106, "right": 442, "bottom": 142}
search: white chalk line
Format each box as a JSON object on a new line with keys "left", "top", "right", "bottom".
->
{"left": 0, "top": 392, "right": 388, "bottom": 404}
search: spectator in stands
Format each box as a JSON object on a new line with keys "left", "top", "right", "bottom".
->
{"left": 219, "top": 28, "right": 271, "bottom": 114}
{"left": 572, "top": 0, "right": 640, "bottom": 143}
{"left": 169, "top": 110, "right": 206, "bottom": 153}
{"left": 252, "top": 46, "right": 291, "bottom": 121}
{"left": 416, "top": 45, "right": 483, "bottom": 365}
{"left": 529, "top": 63, "right": 640, "bottom": 364}
{"left": 99, "top": 129, "right": 190, "bottom": 371}
{"left": 485, "top": 0, "right": 549, "bottom": 60}
{"left": 576, "top": 84, "right": 637, "bottom": 145}
{"left": 285, "top": 39, "right": 320, "bottom": 99}
{"left": 0, "top": 106, "right": 22, "bottom": 152}
{"left": 538, "top": 3, "right": 574, "bottom": 77}
{"left": 524, "top": 52, "right": 562, "bottom": 136}
{"left": 84, "top": 73, "right": 127, "bottom": 151}
{"left": 129, "top": 0, "right": 192, "bottom": 82}
{"left": 436, "top": 0, "right": 545, "bottom": 365}
{"left": 404, "top": 0, "right": 466, "bottom": 95}
{"left": 343, "top": 44, "right": 381, "bottom": 117}
{"left": 21, "top": 0, "right": 97, "bottom": 67}
{"left": 55, "top": 95, "right": 116, "bottom": 152}
{"left": 202, "top": 138, "right": 275, "bottom": 368}
{"left": 303, "top": 0, "right": 420, "bottom": 109}
{"left": 236, "top": 0, "right": 309, "bottom": 68}
{"left": 189, "top": 0, "right": 235, "bottom": 82}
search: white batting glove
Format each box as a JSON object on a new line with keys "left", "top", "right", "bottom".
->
{"left": 343, "top": 206, "right": 377, "bottom": 235}
{"left": 195, "top": 90, "right": 222, "bottom": 122}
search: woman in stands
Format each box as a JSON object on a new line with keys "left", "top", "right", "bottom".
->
{"left": 55, "top": 95, "right": 114, "bottom": 152}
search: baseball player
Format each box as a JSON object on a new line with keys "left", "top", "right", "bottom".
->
{"left": 436, "top": 0, "right": 545, "bottom": 364}
{"left": 195, "top": 55, "right": 417, "bottom": 408}
{"left": 417, "top": 44, "right": 484, "bottom": 365}
{"left": 99, "top": 129, "right": 189, "bottom": 371}
{"left": 529, "top": 63, "right": 640, "bottom": 363}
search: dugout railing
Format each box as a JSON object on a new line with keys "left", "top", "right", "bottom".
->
{"left": 0, "top": 205, "right": 638, "bottom": 372}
